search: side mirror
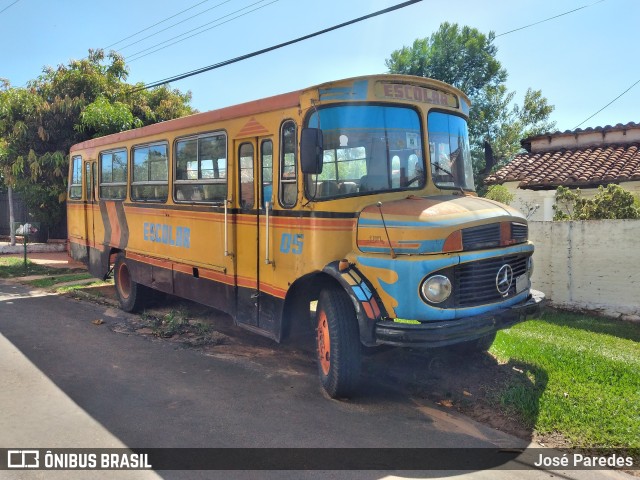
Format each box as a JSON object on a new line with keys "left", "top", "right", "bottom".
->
{"left": 300, "top": 128, "right": 323, "bottom": 175}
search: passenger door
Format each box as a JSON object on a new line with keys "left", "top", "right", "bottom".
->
{"left": 83, "top": 160, "right": 97, "bottom": 251}
{"left": 234, "top": 137, "right": 277, "bottom": 335}
{"left": 234, "top": 139, "right": 259, "bottom": 327}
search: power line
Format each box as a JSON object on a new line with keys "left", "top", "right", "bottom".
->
{"left": 496, "top": 0, "right": 606, "bottom": 37}
{"left": 111, "top": 0, "right": 234, "bottom": 52}
{"left": 0, "top": 0, "right": 21, "bottom": 15}
{"left": 574, "top": 78, "right": 640, "bottom": 129}
{"left": 134, "top": 0, "right": 423, "bottom": 91}
{"left": 492, "top": 0, "right": 635, "bottom": 129}
{"left": 126, "top": 0, "right": 276, "bottom": 62}
{"left": 493, "top": 0, "right": 636, "bottom": 129}
{"left": 104, "top": 0, "right": 217, "bottom": 50}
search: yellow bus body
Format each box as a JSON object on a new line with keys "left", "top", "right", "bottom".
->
{"left": 68, "top": 74, "right": 543, "bottom": 397}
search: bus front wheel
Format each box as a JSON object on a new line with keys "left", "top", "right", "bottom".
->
{"left": 114, "top": 253, "right": 148, "bottom": 313}
{"left": 316, "top": 286, "right": 361, "bottom": 398}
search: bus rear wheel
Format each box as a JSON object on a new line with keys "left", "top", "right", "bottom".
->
{"left": 316, "top": 286, "right": 361, "bottom": 398}
{"left": 114, "top": 253, "right": 148, "bottom": 313}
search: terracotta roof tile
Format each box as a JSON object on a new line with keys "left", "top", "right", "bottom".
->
{"left": 521, "top": 122, "right": 640, "bottom": 144}
{"left": 485, "top": 142, "right": 640, "bottom": 189}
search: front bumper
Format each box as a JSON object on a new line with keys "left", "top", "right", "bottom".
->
{"left": 375, "top": 289, "right": 545, "bottom": 348}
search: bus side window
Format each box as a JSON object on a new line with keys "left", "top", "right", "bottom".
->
{"left": 99, "top": 149, "right": 127, "bottom": 200}
{"left": 175, "top": 133, "right": 227, "bottom": 203}
{"left": 132, "top": 143, "right": 169, "bottom": 202}
{"left": 261, "top": 140, "right": 273, "bottom": 209}
{"left": 279, "top": 120, "right": 297, "bottom": 208}
{"left": 69, "top": 156, "right": 82, "bottom": 199}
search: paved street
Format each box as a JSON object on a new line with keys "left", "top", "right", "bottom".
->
{"left": 0, "top": 277, "right": 633, "bottom": 479}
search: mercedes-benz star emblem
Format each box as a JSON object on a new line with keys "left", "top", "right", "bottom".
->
{"left": 496, "top": 264, "right": 513, "bottom": 296}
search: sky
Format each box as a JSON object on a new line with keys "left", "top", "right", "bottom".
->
{"left": 1, "top": 0, "right": 638, "bottom": 134}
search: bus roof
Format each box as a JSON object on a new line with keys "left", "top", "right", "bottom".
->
{"left": 70, "top": 74, "right": 469, "bottom": 153}
{"left": 70, "top": 89, "right": 301, "bottom": 153}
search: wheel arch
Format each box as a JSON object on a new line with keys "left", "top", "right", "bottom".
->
{"left": 280, "top": 261, "right": 387, "bottom": 346}
{"left": 279, "top": 270, "right": 336, "bottom": 343}
{"left": 103, "top": 247, "right": 123, "bottom": 280}
{"left": 89, "top": 245, "right": 121, "bottom": 281}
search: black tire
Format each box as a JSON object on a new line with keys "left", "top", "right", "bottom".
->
{"left": 450, "top": 332, "right": 496, "bottom": 356}
{"left": 114, "top": 253, "right": 149, "bottom": 313}
{"left": 316, "top": 286, "right": 361, "bottom": 398}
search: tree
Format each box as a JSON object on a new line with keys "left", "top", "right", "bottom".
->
{"left": 0, "top": 50, "right": 194, "bottom": 237}
{"left": 470, "top": 84, "right": 555, "bottom": 175}
{"left": 385, "top": 23, "right": 556, "bottom": 188}
{"left": 385, "top": 23, "right": 506, "bottom": 97}
{"left": 553, "top": 184, "right": 640, "bottom": 220}
{"left": 483, "top": 184, "right": 514, "bottom": 205}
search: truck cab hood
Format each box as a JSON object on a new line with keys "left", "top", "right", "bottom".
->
{"left": 357, "top": 195, "right": 527, "bottom": 255}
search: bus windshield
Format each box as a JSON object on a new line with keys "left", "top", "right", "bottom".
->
{"left": 428, "top": 111, "right": 475, "bottom": 191}
{"left": 304, "top": 105, "right": 424, "bottom": 199}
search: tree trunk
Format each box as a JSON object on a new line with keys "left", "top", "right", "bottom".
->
{"left": 8, "top": 185, "right": 16, "bottom": 246}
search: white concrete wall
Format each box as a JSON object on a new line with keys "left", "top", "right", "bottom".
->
{"left": 529, "top": 220, "right": 640, "bottom": 319}
{"left": 500, "top": 184, "right": 555, "bottom": 221}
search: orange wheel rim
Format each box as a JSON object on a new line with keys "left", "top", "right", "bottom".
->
{"left": 317, "top": 310, "right": 330, "bottom": 376}
{"left": 117, "top": 263, "right": 131, "bottom": 299}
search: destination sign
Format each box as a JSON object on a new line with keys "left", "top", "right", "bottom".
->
{"left": 375, "top": 82, "right": 458, "bottom": 108}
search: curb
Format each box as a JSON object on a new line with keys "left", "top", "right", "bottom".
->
{"left": 0, "top": 243, "right": 66, "bottom": 254}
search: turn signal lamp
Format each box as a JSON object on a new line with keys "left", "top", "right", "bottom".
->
{"left": 442, "top": 230, "right": 462, "bottom": 253}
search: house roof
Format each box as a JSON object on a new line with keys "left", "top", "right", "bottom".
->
{"left": 520, "top": 122, "right": 640, "bottom": 150}
{"left": 485, "top": 122, "right": 640, "bottom": 189}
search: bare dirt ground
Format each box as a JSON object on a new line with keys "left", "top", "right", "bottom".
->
{"left": 72, "top": 283, "right": 552, "bottom": 448}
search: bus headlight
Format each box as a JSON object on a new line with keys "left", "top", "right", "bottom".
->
{"left": 527, "top": 256, "right": 534, "bottom": 278}
{"left": 421, "top": 275, "right": 452, "bottom": 304}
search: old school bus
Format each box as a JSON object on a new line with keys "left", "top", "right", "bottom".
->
{"left": 67, "top": 74, "right": 544, "bottom": 398}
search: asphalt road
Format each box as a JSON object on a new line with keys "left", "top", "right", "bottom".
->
{"left": 0, "top": 279, "right": 632, "bottom": 480}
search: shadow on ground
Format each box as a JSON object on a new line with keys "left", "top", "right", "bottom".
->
{"left": 75, "top": 283, "right": 546, "bottom": 448}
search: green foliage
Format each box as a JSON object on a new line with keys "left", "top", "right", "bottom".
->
{"left": 146, "top": 309, "right": 190, "bottom": 338}
{"left": 553, "top": 184, "right": 640, "bottom": 220}
{"left": 470, "top": 85, "right": 555, "bottom": 175}
{"left": 492, "top": 311, "right": 640, "bottom": 447}
{"left": 553, "top": 186, "right": 580, "bottom": 221}
{"left": 0, "top": 257, "right": 54, "bottom": 277}
{"left": 385, "top": 23, "right": 506, "bottom": 97}
{"left": 78, "top": 96, "right": 143, "bottom": 137}
{"left": 483, "top": 184, "right": 514, "bottom": 205}
{"left": 27, "top": 272, "right": 92, "bottom": 288}
{"left": 385, "top": 23, "right": 555, "bottom": 186}
{"left": 0, "top": 49, "right": 194, "bottom": 233}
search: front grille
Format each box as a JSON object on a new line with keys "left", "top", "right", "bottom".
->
{"left": 462, "top": 224, "right": 500, "bottom": 250}
{"left": 454, "top": 254, "right": 529, "bottom": 308}
{"left": 461, "top": 222, "right": 528, "bottom": 251}
{"left": 511, "top": 223, "right": 528, "bottom": 243}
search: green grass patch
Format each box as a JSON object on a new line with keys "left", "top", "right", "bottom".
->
{"left": 27, "top": 273, "right": 93, "bottom": 288}
{"left": 0, "top": 257, "right": 52, "bottom": 278}
{"left": 56, "top": 279, "right": 112, "bottom": 294}
{"left": 491, "top": 310, "right": 640, "bottom": 448}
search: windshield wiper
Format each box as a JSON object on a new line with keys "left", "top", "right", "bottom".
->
{"left": 431, "top": 161, "right": 454, "bottom": 177}
{"left": 431, "top": 161, "right": 466, "bottom": 196}
{"left": 377, "top": 201, "right": 397, "bottom": 259}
